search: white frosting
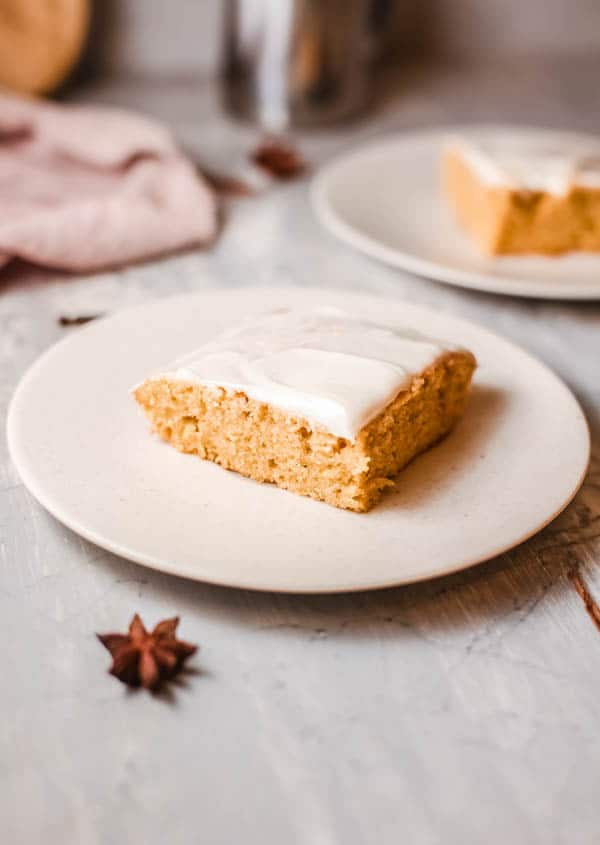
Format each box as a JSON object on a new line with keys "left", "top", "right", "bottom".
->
{"left": 148, "top": 308, "right": 456, "bottom": 440}
{"left": 449, "top": 132, "right": 600, "bottom": 195}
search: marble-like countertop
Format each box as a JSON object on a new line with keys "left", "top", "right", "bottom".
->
{"left": 2, "top": 59, "right": 600, "bottom": 844}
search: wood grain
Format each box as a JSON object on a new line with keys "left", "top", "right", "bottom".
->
{"left": 1, "top": 59, "right": 600, "bottom": 844}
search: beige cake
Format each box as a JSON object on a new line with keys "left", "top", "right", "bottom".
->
{"left": 443, "top": 133, "right": 600, "bottom": 255}
{"left": 133, "top": 309, "right": 476, "bottom": 513}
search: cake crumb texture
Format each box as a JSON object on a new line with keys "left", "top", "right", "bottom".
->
{"left": 134, "top": 351, "right": 476, "bottom": 512}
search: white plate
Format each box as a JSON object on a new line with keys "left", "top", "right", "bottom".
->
{"left": 7, "top": 288, "right": 589, "bottom": 593}
{"left": 312, "top": 126, "right": 600, "bottom": 300}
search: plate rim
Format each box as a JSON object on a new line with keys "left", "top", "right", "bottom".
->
{"left": 311, "top": 124, "right": 600, "bottom": 301}
{"left": 6, "top": 287, "right": 592, "bottom": 593}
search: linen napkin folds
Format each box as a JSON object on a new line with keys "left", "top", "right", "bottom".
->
{"left": 0, "top": 93, "right": 217, "bottom": 272}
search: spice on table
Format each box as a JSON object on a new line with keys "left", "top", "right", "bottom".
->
{"left": 251, "top": 138, "right": 306, "bottom": 180}
{"left": 97, "top": 613, "right": 198, "bottom": 690}
{"left": 568, "top": 568, "right": 600, "bottom": 633}
{"left": 201, "top": 167, "right": 255, "bottom": 197}
{"left": 58, "top": 314, "right": 102, "bottom": 327}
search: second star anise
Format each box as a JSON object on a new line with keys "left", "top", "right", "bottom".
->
{"left": 251, "top": 137, "right": 306, "bottom": 180}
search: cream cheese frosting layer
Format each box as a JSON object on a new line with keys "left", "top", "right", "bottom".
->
{"left": 149, "top": 308, "right": 456, "bottom": 441}
{"left": 448, "top": 132, "right": 600, "bottom": 196}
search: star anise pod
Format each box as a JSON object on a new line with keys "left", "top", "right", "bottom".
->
{"left": 97, "top": 614, "right": 197, "bottom": 690}
{"left": 251, "top": 137, "right": 306, "bottom": 180}
{"left": 201, "top": 166, "right": 255, "bottom": 197}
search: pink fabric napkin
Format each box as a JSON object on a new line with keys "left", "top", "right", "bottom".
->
{"left": 0, "top": 93, "right": 217, "bottom": 272}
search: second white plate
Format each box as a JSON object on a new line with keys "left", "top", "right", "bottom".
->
{"left": 7, "top": 288, "right": 590, "bottom": 593}
{"left": 312, "top": 126, "right": 600, "bottom": 300}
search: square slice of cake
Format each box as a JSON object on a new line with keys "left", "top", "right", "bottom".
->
{"left": 133, "top": 308, "right": 476, "bottom": 512}
{"left": 443, "top": 133, "right": 600, "bottom": 255}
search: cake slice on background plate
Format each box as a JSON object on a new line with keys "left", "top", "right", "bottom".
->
{"left": 443, "top": 132, "right": 600, "bottom": 255}
{"left": 133, "top": 308, "right": 476, "bottom": 512}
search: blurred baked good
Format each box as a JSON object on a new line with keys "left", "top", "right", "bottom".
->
{"left": 0, "top": 0, "right": 90, "bottom": 94}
